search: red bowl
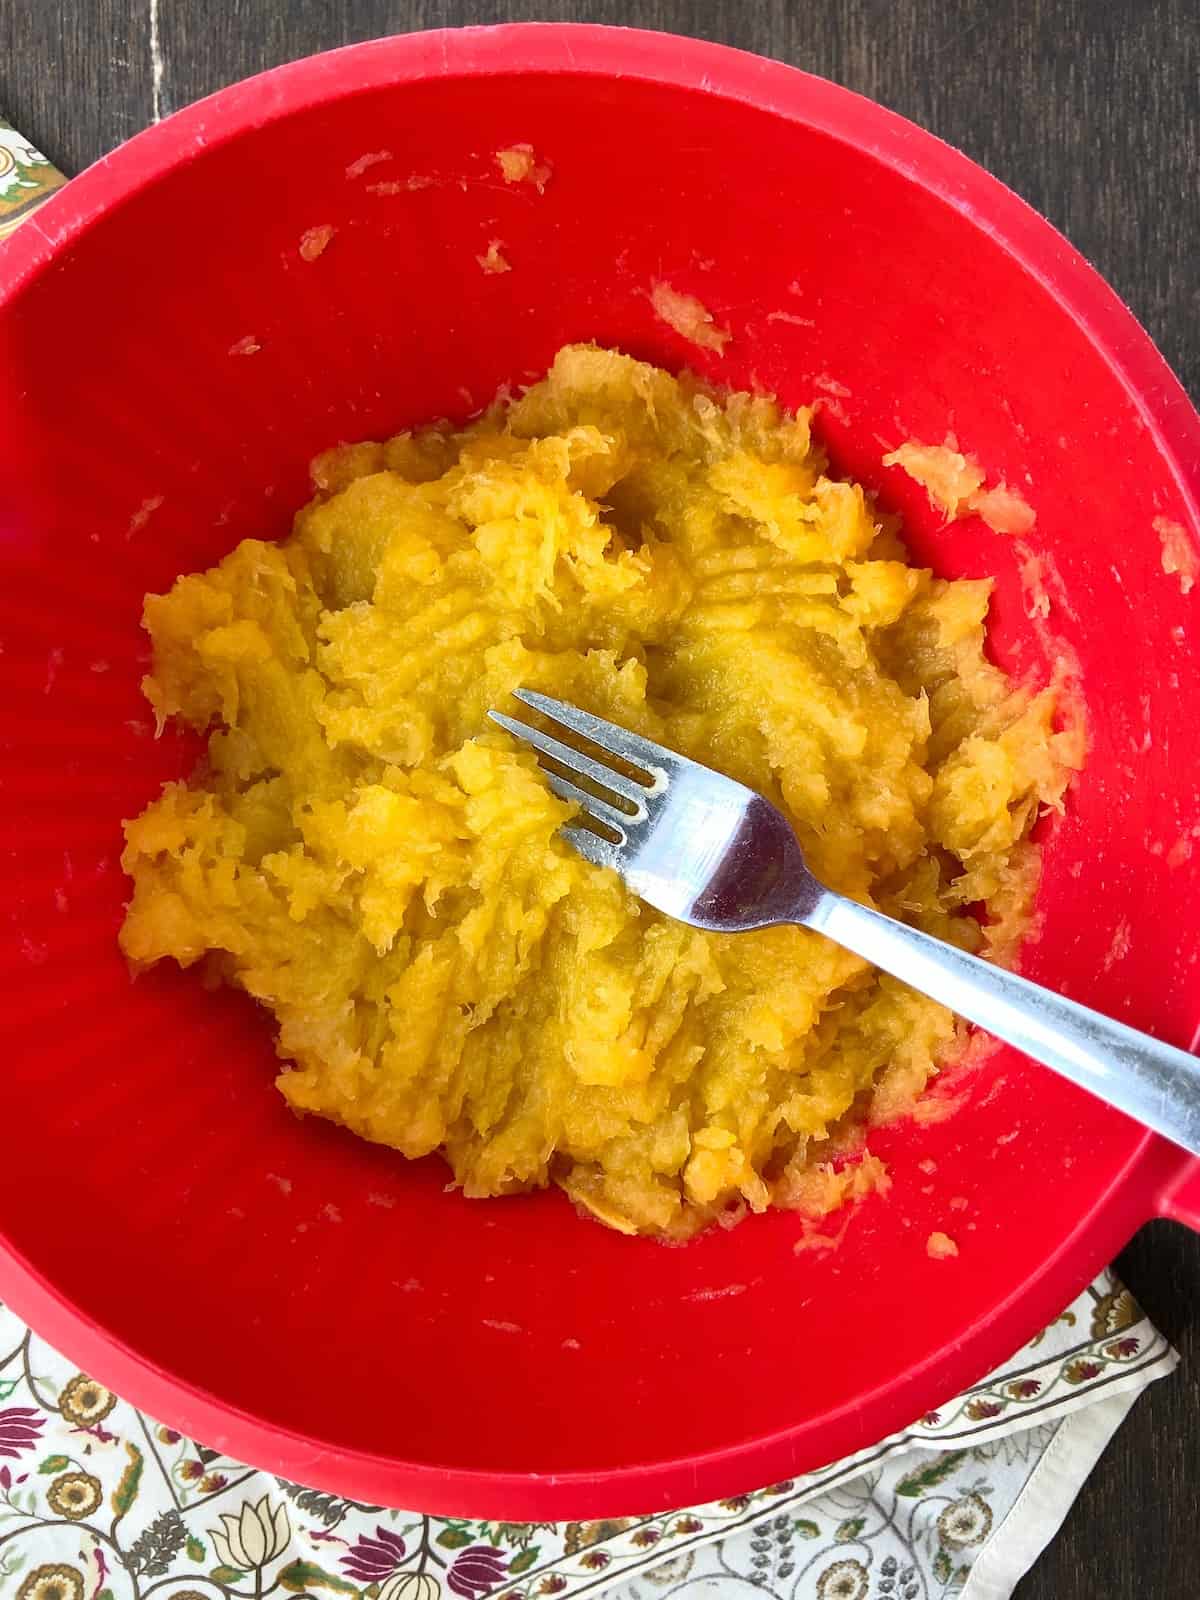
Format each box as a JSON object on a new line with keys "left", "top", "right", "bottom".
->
{"left": 1, "top": 25, "right": 1198, "bottom": 1518}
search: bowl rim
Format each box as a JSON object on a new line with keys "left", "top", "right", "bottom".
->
{"left": 1, "top": 21, "right": 1197, "bottom": 1518}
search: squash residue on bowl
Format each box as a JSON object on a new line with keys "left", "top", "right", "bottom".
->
{"left": 883, "top": 437, "right": 1036, "bottom": 535}
{"left": 119, "top": 346, "right": 1079, "bottom": 1239}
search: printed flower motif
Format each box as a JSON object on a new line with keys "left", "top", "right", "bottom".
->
{"left": 563, "top": 1520, "right": 631, "bottom": 1554}
{"left": 1063, "top": 1359, "right": 1102, "bottom": 1384}
{"left": 630, "top": 1529, "right": 662, "bottom": 1547}
{"left": 379, "top": 1573, "right": 442, "bottom": 1600}
{"left": 0, "top": 1406, "right": 44, "bottom": 1458}
{"left": 47, "top": 1471, "right": 102, "bottom": 1520}
{"left": 719, "top": 1496, "right": 751, "bottom": 1511}
{"left": 17, "top": 1565, "right": 85, "bottom": 1600}
{"left": 815, "top": 1558, "right": 868, "bottom": 1600}
{"left": 178, "top": 1459, "right": 204, "bottom": 1482}
{"left": 0, "top": 127, "right": 52, "bottom": 201}
{"left": 1104, "top": 1336, "right": 1140, "bottom": 1359}
{"left": 209, "top": 1494, "right": 291, "bottom": 1571}
{"left": 447, "top": 1545, "right": 509, "bottom": 1598}
{"left": 199, "top": 1472, "right": 228, "bottom": 1494}
{"left": 671, "top": 1517, "right": 703, "bottom": 1534}
{"left": 921, "top": 1410, "right": 941, "bottom": 1426}
{"left": 58, "top": 1377, "right": 115, "bottom": 1428}
{"left": 577, "top": 1551, "right": 611, "bottom": 1571}
{"left": 341, "top": 1525, "right": 408, "bottom": 1583}
{"left": 1006, "top": 1378, "right": 1041, "bottom": 1399}
{"left": 964, "top": 1398, "right": 1003, "bottom": 1420}
{"left": 536, "top": 1579, "right": 567, "bottom": 1595}
{"left": 1091, "top": 1286, "right": 1140, "bottom": 1338}
{"left": 156, "top": 1426, "right": 181, "bottom": 1444}
{"left": 937, "top": 1492, "right": 994, "bottom": 1549}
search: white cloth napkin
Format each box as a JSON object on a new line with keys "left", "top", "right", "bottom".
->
{"left": 609, "top": 1274, "right": 1169, "bottom": 1600}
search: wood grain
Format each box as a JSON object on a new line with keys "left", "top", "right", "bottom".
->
{"left": 0, "top": 2, "right": 1196, "bottom": 1594}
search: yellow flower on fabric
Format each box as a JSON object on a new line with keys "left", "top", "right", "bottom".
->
{"left": 46, "top": 1471, "right": 102, "bottom": 1519}
{"left": 17, "top": 1567, "right": 85, "bottom": 1600}
{"left": 937, "top": 1492, "right": 993, "bottom": 1549}
{"left": 57, "top": 1376, "right": 115, "bottom": 1427}
{"left": 815, "top": 1561, "right": 868, "bottom": 1600}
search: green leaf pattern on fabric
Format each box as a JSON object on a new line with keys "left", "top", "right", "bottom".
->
{"left": 278, "top": 1557, "right": 360, "bottom": 1592}
{"left": 112, "top": 1441, "right": 144, "bottom": 1519}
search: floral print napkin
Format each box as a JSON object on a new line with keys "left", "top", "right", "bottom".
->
{"left": 0, "top": 116, "right": 1179, "bottom": 1600}
{"left": 0, "top": 1270, "right": 1175, "bottom": 1600}
{"left": 0, "top": 118, "right": 65, "bottom": 239}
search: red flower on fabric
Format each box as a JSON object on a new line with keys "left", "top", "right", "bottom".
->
{"left": 1064, "top": 1359, "right": 1102, "bottom": 1384}
{"left": 964, "top": 1399, "right": 1003, "bottom": 1420}
{"left": 1006, "top": 1378, "right": 1041, "bottom": 1399}
{"left": 448, "top": 1546, "right": 509, "bottom": 1597}
{"left": 0, "top": 1409, "right": 44, "bottom": 1460}
{"left": 341, "top": 1526, "right": 407, "bottom": 1584}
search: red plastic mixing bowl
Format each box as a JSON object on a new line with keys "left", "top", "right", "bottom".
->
{"left": 1, "top": 25, "right": 1198, "bottom": 1518}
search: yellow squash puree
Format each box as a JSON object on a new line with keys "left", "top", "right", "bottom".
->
{"left": 120, "top": 346, "right": 1078, "bottom": 1239}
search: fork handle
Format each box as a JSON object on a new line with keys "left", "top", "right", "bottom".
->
{"left": 806, "top": 891, "right": 1200, "bottom": 1157}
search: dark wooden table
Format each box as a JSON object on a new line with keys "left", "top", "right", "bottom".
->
{"left": 2, "top": 0, "right": 1196, "bottom": 1593}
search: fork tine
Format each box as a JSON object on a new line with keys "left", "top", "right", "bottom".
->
{"left": 487, "top": 709, "right": 649, "bottom": 811}
{"left": 538, "top": 768, "right": 633, "bottom": 837}
{"left": 560, "top": 824, "right": 621, "bottom": 871}
{"left": 511, "top": 689, "right": 674, "bottom": 782}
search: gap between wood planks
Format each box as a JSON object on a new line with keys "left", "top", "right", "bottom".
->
{"left": 149, "top": 0, "right": 164, "bottom": 122}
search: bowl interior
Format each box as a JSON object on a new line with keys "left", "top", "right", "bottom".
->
{"left": 0, "top": 33, "right": 1197, "bottom": 1514}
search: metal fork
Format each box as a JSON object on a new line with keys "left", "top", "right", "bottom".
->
{"left": 490, "top": 689, "right": 1200, "bottom": 1157}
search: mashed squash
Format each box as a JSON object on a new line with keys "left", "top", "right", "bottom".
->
{"left": 120, "top": 346, "right": 1078, "bottom": 1238}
